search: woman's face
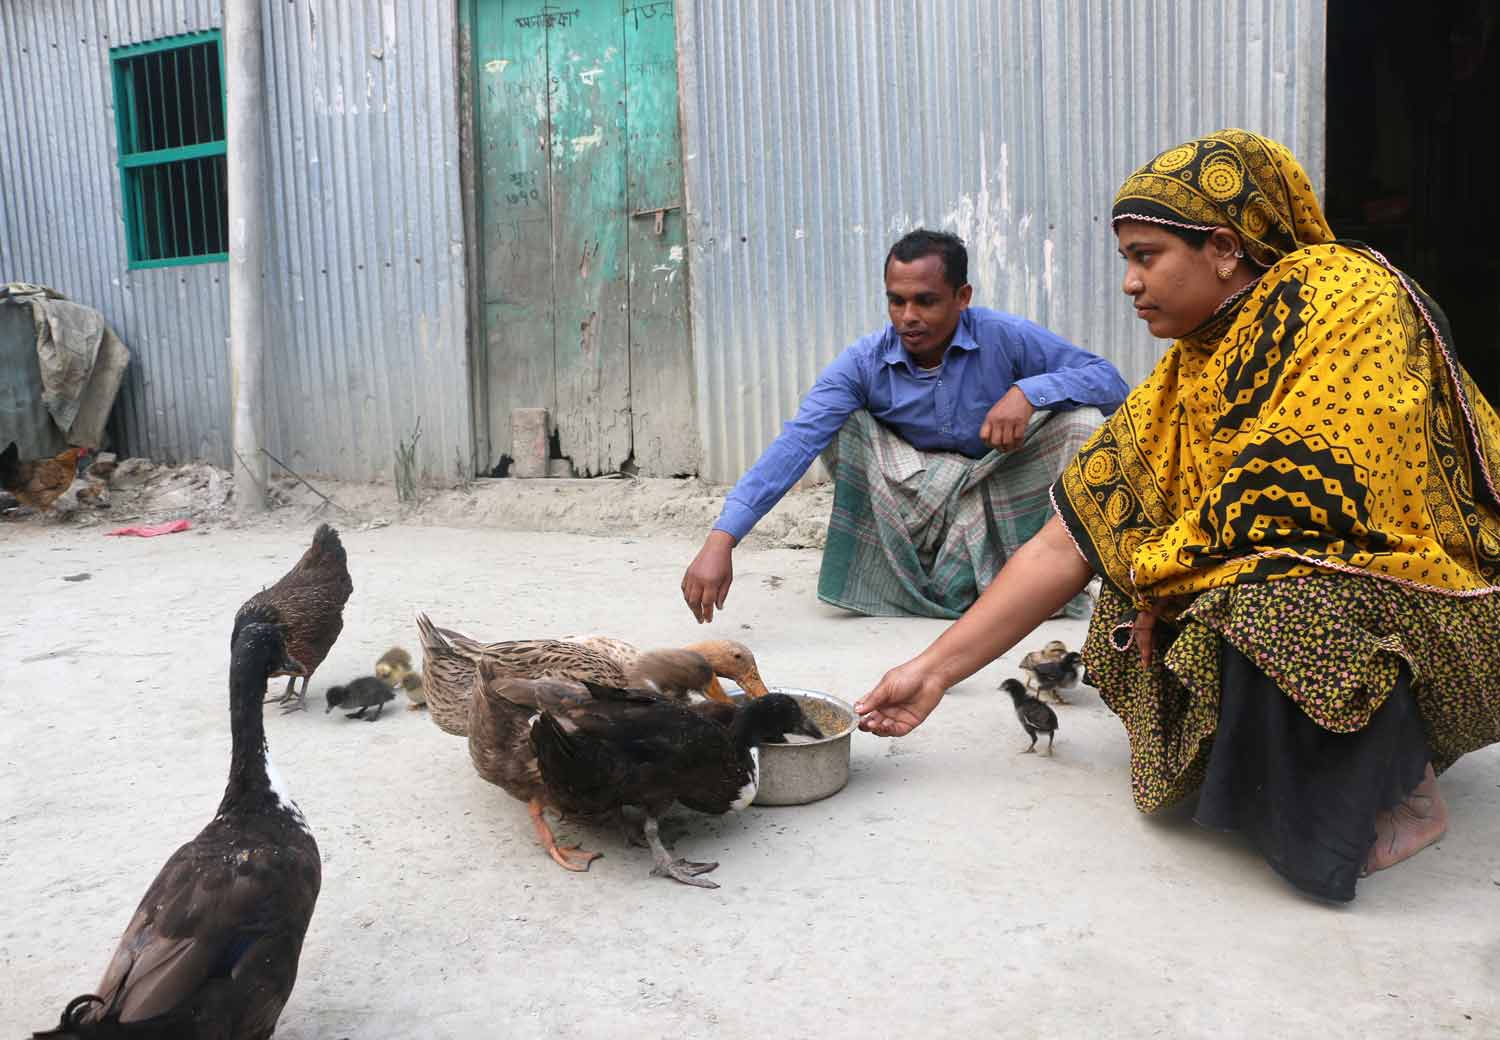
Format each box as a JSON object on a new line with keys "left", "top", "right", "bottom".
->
{"left": 1115, "top": 221, "right": 1240, "bottom": 339}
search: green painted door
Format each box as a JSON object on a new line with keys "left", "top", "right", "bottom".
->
{"left": 473, "top": 0, "right": 697, "bottom": 477}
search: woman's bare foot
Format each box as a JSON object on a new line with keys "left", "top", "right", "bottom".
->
{"left": 1364, "top": 763, "right": 1448, "bottom": 876}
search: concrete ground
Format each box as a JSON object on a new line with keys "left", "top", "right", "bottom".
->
{"left": 3, "top": 515, "right": 1498, "bottom": 1038}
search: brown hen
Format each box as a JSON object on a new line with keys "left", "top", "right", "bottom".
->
{"left": 233, "top": 524, "right": 354, "bottom": 712}
{"left": 0, "top": 441, "right": 90, "bottom": 511}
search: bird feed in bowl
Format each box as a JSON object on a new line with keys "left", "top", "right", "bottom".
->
{"left": 725, "top": 687, "right": 856, "bottom": 805}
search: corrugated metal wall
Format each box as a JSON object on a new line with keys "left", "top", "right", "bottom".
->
{"left": 678, "top": 0, "right": 1328, "bottom": 482}
{"left": 0, "top": 1, "right": 469, "bottom": 482}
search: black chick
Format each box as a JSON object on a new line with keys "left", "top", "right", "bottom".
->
{"left": 528, "top": 687, "right": 823, "bottom": 888}
{"left": 1002, "top": 678, "right": 1059, "bottom": 756}
{"left": 325, "top": 677, "right": 396, "bottom": 721}
{"left": 33, "top": 610, "right": 321, "bottom": 1039}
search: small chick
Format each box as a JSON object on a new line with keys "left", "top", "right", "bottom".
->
{"left": 375, "top": 645, "right": 426, "bottom": 709}
{"left": 326, "top": 676, "right": 396, "bottom": 721}
{"left": 1019, "top": 644, "right": 1084, "bottom": 704}
{"left": 374, "top": 646, "right": 411, "bottom": 680}
{"left": 1002, "top": 678, "right": 1058, "bottom": 756}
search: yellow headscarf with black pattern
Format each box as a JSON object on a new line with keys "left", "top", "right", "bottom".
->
{"left": 1054, "top": 128, "right": 1500, "bottom": 609}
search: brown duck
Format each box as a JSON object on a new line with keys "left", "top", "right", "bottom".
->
{"left": 413, "top": 612, "right": 771, "bottom": 737}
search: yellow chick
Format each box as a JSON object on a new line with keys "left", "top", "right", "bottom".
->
{"left": 375, "top": 645, "right": 426, "bottom": 709}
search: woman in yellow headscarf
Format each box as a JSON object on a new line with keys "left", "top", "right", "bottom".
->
{"left": 854, "top": 129, "right": 1500, "bottom": 901}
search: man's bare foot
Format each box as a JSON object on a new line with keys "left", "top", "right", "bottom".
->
{"left": 1364, "top": 763, "right": 1448, "bottom": 876}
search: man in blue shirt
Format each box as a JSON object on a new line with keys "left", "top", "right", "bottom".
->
{"left": 682, "top": 229, "right": 1129, "bottom": 623}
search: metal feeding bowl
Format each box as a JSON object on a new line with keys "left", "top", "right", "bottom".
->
{"left": 725, "top": 687, "right": 856, "bottom": 806}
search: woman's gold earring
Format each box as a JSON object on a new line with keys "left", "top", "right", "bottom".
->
{"left": 1217, "top": 267, "right": 1232, "bottom": 281}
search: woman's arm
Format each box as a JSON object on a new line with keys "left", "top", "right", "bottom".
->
{"left": 854, "top": 514, "right": 1094, "bottom": 736}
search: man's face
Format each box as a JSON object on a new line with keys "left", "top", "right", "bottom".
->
{"left": 885, "top": 254, "right": 971, "bottom": 364}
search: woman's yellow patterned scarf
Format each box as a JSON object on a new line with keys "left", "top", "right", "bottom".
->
{"left": 1054, "top": 129, "right": 1500, "bottom": 609}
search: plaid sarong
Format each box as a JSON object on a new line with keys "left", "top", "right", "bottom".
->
{"left": 817, "top": 408, "right": 1105, "bottom": 619}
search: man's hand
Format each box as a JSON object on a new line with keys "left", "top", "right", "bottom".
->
{"left": 979, "top": 385, "right": 1036, "bottom": 451}
{"left": 854, "top": 660, "right": 948, "bottom": 737}
{"left": 682, "top": 530, "right": 736, "bottom": 623}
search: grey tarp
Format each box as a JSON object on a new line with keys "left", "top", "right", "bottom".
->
{"left": 0, "top": 283, "right": 131, "bottom": 454}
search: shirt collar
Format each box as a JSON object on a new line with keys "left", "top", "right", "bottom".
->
{"left": 881, "top": 310, "right": 979, "bottom": 371}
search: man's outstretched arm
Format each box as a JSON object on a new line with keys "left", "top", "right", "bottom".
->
{"left": 682, "top": 346, "right": 868, "bottom": 622}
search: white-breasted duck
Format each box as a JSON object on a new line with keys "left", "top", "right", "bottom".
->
{"left": 34, "top": 608, "right": 321, "bottom": 1039}
{"left": 528, "top": 686, "right": 823, "bottom": 888}
{"left": 465, "top": 651, "right": 729, "bottom": 873}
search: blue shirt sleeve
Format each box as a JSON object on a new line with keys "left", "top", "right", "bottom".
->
{"left": 713, "top": 344, "right": 870, "bottom": 541}
{"left": 1005, "top": 318, "right": 1129, "bottom": 415}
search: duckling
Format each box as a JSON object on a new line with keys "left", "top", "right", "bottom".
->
{"left": 34, "top": 609, "right": 321, "bottom": 1038}
{"left": 1018, "top": 642, "right": 1084, "bottom": 704}
{"left": 374, "top": 645, "right": 412, "bottom": 679}
{"left": 374, "top": 646, "right": 426, "bottom": 709}
{"left": 395, "top": 669, "right": 425, "bottom": 708}
{"left": 376, "top": 647, "right": 427, "bottom": 709}
{"left": 466, "top": 650, "right": 736, "bottom": 873}
{"left": 1002, "top": 677, "right": 1059, "bottom": 756}
{"left": 528, "top": 687, "right": 823, "bottom": 888}
{"left": 326, "top": 676, "right": 396, "bottom": 720}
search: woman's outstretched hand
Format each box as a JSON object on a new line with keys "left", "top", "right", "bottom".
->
{"left": 855, "top": 660, "right": 948, "bottom": 737}
{"left": 854, "top": 515, "right": 1095, "bottom": 737}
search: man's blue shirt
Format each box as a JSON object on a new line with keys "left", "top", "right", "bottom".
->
{"left": 714, "top": 307, "right": 1128, "bottom": 540}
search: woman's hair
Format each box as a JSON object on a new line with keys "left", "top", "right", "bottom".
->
{"left": 1158, "top": 224, "right": 1212, "bottom": 250}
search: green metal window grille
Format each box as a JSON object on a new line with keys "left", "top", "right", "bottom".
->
{"left": 110, "top": 31, "right": 228, "bottom": 268}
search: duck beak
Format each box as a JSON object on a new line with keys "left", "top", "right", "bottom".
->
{"left": 703, "top": 675, "right": 731, "bottom": 703}
{"left": 324, "top": 702, "right": 334, "bottom": 714}
{"left": 738, "top": 668, "right": 772, "bottom": 699}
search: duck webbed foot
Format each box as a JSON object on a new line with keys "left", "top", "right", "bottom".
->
{"left": 529, "top": 798, "right": 601, "bottom": 872}
{"left": 644, "top": 816, "right": 719, "bottom": 889}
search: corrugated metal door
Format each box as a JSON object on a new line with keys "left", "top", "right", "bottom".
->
{"left": 474, "top": 0, "right": 696, "bottom": 476}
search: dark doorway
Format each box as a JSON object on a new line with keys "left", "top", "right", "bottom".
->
{"left": 1325, "top": 0, "right": 1500, "bottom": 407}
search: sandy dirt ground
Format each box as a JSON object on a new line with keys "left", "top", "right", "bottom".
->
{"left": 3, "top": 509, "right": 1498, "bottom": 1038}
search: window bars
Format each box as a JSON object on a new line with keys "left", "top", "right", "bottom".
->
{"left": 110, "top": 31, "right": 228, "bottom": 268}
